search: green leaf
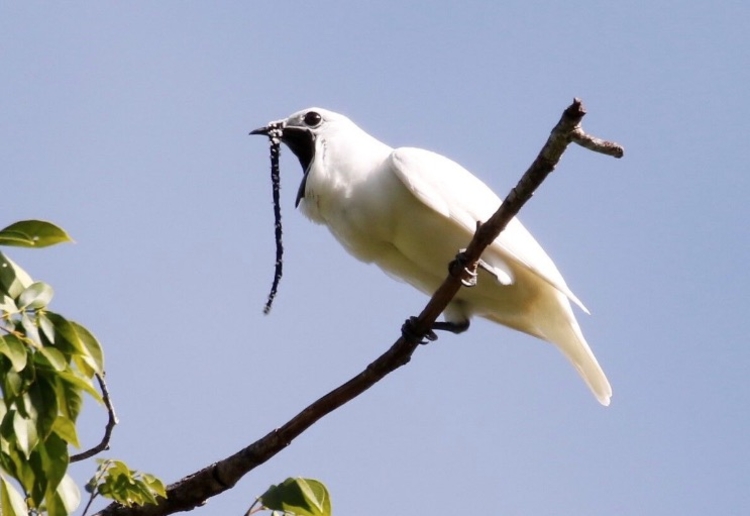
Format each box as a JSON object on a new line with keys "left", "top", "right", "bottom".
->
{"left": 18, "top": 281, "right": 54, "bottom": 310}
{"left": 141, "top": 473, "right": 166, "bottom": 499}
{"left": 20, "top": 312, "right": 41, "bottom": 346}
{"left": 45, "top": 313, "right": 104, "bottom": 375}
{"left": 46, "top": 474, "right": 80, "bottom": 516}
{"left": 12, "top": 411, "right": 38, "bottom": 458}
{"left": 1, "top": 437, "right": 37, "bottom": 498}
{"left": 0, "top": 335, "right": 28, "bottom": 371}
{"left": 70, "top": 321, "right": 104, "bottom": 374}
{"left": 0, "top": 294, "right": 17, "bottom": 314}
{"left": 85, "top": 474, "right": 98, "bottom": 494}
{"left": 72, "top": 355, "right": 95, "bottom": 379}
{"left": 27, "top": 447, "right": 47, "bottom": 507}
{"left": 260, "top": 478, "right": 332, "bottom": 516}
{"left": 53, "top": 374, "right": 85, "bottom": 421}
{"left": 132, "top": 481, "right": 159, "bottom": 505}
{"left": 0, "top": 252, "right": 33, "bottom": 300}
{"left": 3, "top": 369, "right": 24, "bottom": 397}
{"left": 39, "top": 432, "right": 68, "bottom": 493}
{"left": 56, "top": 370, "right": 102, "bottom": 404}
{"left": 0, "top": 221, "right": 73, "bottom": 248}
{"left": 0, "top": 474, "right": 28, "bottom": 516}
{"left": 38, "top": 313, "right": 56, "bottom": 344}
{"left": 27, "top": 374, "right": 59, "bottom": 439}
{"left": 51, "top": 416, "right": 80, "bottom": 448}
{"left": 36, "top": 346, "right": 68, "bottom": 371}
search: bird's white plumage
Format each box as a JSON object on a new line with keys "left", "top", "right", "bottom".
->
{"left": 390, "top": 148, "right": 589, "bottom": 312}
{"left": 264, "top": 107, "right": 612, "bottom": 405}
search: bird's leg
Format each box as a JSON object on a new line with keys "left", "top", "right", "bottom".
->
{"left": 432, "top": 319, "right": 470, "bottom": 334}
{"left": 401, "top": 317, "right": 471, "bottom": 344}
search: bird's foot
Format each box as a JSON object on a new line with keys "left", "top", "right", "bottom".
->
{"left": 401, "top": 317, "right": 471, "bottom": 344}
{"left": 450, "top": 251, "right": 478, "bottom": 287}
{"left": 401, "top": 316, "right": 438, "bottom": 344}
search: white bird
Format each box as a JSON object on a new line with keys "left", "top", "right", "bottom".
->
{"left": 251, "top": 108, "right": 612, "bottom": 406}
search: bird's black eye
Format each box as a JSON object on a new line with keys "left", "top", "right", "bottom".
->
{"left": 303, "top": 111, "right": 322, "bottom": 127}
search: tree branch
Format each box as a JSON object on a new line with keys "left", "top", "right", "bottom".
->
{"left": 94, "top": 98, "right": 623, "bottom": 516}
{"left": 71, "top": 372, "right": 119, "bottom": 463}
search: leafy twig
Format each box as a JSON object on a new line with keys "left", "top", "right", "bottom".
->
{"left": 81, "top": 461, "right": 111, "bottom": 516}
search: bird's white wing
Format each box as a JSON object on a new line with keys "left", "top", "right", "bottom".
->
{"left": 389, "top": 147, "right": 588, "bottom": 313}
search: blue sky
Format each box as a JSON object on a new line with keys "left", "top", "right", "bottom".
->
{"left": 2, "top": 1, "right": 749, "bottom": 514}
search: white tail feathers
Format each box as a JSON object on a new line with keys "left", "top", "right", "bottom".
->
{"left": 544, "top": 313, "right": 612, "bottom": 405}
{"left": 561, "top": 330, "right": 612, "bottom": 406}
{"left": 526, "top": 289, "right": 612, "bottom": 406}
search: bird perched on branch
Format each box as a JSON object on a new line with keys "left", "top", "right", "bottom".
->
{"left": 251, "top": 108, "right": 612, "bottom": 405}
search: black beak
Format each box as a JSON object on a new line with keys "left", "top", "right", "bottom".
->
{"left": 249, "top": 125, "right": 272, "bottom": 136}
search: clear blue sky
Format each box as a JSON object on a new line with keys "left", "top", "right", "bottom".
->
{"left": 2, "top": 2, "right": 748, "bottom": 514}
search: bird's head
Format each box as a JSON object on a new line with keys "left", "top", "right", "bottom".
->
{"left": 251, "top": 108, "right": 351, "bottom": 176}
{"left": 251, "top": 108, "right": 353, "bottom": 206}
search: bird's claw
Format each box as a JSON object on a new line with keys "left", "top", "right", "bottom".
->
{"left": 449, "top": 251, "right": 478, "bottom": 287}
{"left": 401, "top": 316, "right": 438, "bottom": 344}
{"left": 460, "top": 269, "right": 478, "bottom": 288}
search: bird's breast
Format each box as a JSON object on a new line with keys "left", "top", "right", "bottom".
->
{"left": 299, "top": 160, "right": 410, "bottom": 264}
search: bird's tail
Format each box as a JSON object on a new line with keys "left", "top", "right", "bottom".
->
{"left": 534, "top": 292, "right": 612, "bottom": 406}
{"left": 482, "top": 282, "right": 612, "bottom": 405}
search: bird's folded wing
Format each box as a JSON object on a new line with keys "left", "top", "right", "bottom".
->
{"left": 389, "top": 147, "right": 589, "bottom": 313}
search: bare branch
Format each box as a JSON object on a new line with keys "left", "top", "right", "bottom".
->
{"left": 570, "top": 127, "right": 624, "bottom": 158}
{"left": 94, "top": 98, "right": 622, "bottom": 516}
{"left": 71, "top": 372, "right": 119, "bottom": 463}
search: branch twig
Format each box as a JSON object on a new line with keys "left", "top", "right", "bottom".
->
{"left": 570, "top": 126, "right": 624, "bottom": 158}
{"left": 94, "top": 98, "right": 622, "bottom": 516}
{"left": 71, "top": 372, "right": 119, "bottom": 463}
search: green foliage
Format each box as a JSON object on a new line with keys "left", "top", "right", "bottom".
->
{"left": 0, "top": 220, "right": 73, "bottom": 249}
{"left": 85, "top": 459, "right": 166, "bottom": 508}
{"left": 0, "top": 473, "right": 28, "bottom": 516}
{"left": 257, "top": 478, "right": 332, "bottom": 516}
{"left": 0, "top": 222, "right": 103, "bottom": 515}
